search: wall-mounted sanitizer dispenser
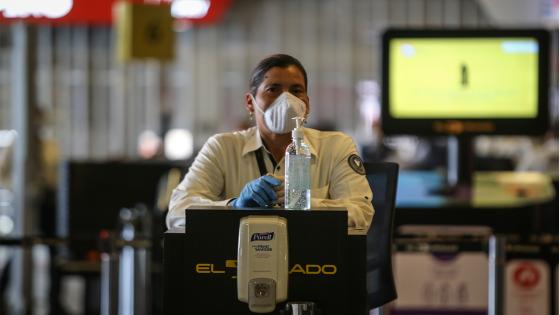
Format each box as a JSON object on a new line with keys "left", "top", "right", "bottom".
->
{"left": 238, "top": 216, "right": 288, "bottom": 313}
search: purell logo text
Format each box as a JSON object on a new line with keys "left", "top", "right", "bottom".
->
{"left": 251, "top": 232, "right": 274, "bottom": 242}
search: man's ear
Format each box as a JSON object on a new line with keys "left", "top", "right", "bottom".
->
{"left": 245, "top": 93, "right": 254, "bottom": 113}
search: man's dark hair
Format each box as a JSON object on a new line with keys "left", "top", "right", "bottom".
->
{"left": 249, "top": 54, "right": 308, "bottom": 96}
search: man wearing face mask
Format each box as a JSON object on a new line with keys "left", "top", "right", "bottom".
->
{"left": 166, "top": 54, "right": 374, "bottom": 230}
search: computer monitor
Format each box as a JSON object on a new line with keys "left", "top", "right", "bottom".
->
{"left": 381, "top": 29, "right": 551, "bottom": 196}
{"left": 57, "top": 160, "right": 186, "bottom": 258}
{"left": 381, "top": 29, "right": 550, "bottom": 136}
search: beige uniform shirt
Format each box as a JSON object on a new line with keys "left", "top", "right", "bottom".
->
{"left": 167, "top": 127, "right": 374, "bottom": 229}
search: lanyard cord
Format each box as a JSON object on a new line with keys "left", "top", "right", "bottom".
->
{"left": 254, "top": 148, "right": 277, "bottom": 176}
{"left": 254, "top": 149, "right": 267, "bottom": 176}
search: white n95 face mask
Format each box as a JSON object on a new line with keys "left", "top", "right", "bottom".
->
{"left": 252, "top": 92, "right": 306, "bottom": 134}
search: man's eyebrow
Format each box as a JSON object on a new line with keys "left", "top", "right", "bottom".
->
{"left": 263, "top": 83, "right": 282, "bottom": 87}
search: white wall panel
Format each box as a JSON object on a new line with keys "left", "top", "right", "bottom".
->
{"left": 426, "top": 0, "right": 445, "bottom": 27}
{"left": 460, "top": 0, "right": 480, "bottom": 27}
{"left": 53, "top": 27, "right": 72, "bottom": 159}
{"left": 443, "top": 0, "right": 462, "bottom": 27}
{"left": 91, "top": 27, "right": 111, "bottom": 159}
{"left": 408, "top": 0, "right": 426, "bottom": 27}
{"left": 388, "top": 0, "right": 409, "bottom": 27}
{"left": 69, "top": 27, "right": 90, "bottom": 158}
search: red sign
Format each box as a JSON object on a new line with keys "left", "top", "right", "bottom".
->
{"left": 0, "top": 0, "right": 231, "bottom": 25}
{"left": 513, "top": 263, "right": 541, "bottom": 289}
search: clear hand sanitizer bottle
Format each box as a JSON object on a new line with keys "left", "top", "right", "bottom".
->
{"left": 285, "top": 117, "right": 311, "bottom": 210}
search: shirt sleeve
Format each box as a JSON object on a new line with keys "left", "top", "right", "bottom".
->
{"left": 310, "top": 136, "right": 374, "bottom": 230}
{"left": 166, "top": 136, "right": 232, "bottom": 229}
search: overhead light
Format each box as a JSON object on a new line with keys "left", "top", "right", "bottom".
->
{"left": 164, "top": 129, "right": 193, "bottom": 160}
{"left": 0, "top": 214, "right": 14, "bottom": 235}
{"left": 171, "top": 0, "right": 210, "bottom": 19}
{"left": 0, "top": 130, "right": 17, "bottom": 148}
{"left": 137, "top": 130, "right": 162, "bottom": 159}
{"left": 0, "top": 0, "right": 73, "bottom": 19}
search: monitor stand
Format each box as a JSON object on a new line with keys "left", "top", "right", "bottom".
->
{"left": 430, "top": 136, "right": 474, "bottom": 202}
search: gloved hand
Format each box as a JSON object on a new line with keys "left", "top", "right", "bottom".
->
{"left": 231, "top": 175, "right": 282, "bottom": 208}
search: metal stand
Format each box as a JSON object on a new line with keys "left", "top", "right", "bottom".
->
{"left": 488, "top": 235, "right": 506, "bottom": 315}
{"left": 430, "top": 136, "right": 474, "bottom": 201}
{"left": 9, "top": 22, "right": 38, "bottom": 315}
{"left": 99, "top": 205, "right": 152, "bottom": 315}
{"left": 118, "top": 243, "right": 151, "bottom": 315}
{"left": 100, "top": 232, "right": 119, "bottom": 315}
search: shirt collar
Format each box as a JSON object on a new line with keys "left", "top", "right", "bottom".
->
{"left": 241, "top": 126, "right": 318, "bottom": 159}
{"left": 241, "top": 127, "right": 264, "bottom": 156}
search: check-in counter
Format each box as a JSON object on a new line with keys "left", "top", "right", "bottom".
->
{"left": 163, "top": 208, "right": 371, "bottom": 315}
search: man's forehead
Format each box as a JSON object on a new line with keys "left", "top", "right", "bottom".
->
{"left": 260, "top": 80, "right": 305, "bottom": 90}
{"left": 263, "top": 66, "right": 305, "bottom": 82}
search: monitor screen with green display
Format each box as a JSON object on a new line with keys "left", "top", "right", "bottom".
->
{"left": 381, "top": 29, "right": 550, "bottom": 136}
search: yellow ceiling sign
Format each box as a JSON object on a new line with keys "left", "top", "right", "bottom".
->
{"left": 114, "top": 1, "right": 175, "bottom": 62}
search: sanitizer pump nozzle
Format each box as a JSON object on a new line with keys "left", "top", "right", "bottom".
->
{"left": 292, "top": 116, "right": 304, "bottom": 137}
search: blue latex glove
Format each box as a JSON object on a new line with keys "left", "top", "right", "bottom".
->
{"left": 231, "top": 175, "right": 282, "bottom": 208}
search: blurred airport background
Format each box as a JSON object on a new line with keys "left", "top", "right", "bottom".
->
{"left": 0, "top": 0, "right": 557, "bottom": 314}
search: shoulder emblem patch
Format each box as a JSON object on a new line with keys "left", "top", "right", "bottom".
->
{"left": 347, "top": 154, "right": 366, "bottom": 175}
